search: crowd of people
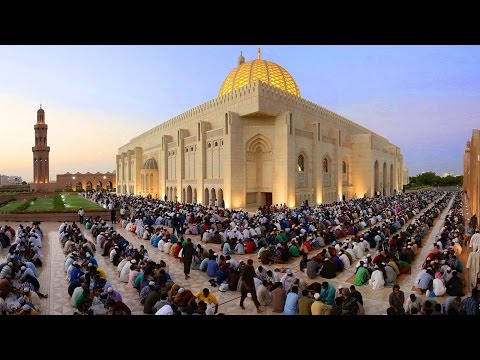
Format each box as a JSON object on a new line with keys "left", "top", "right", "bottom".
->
{"left": 387, "top": 192, "right": 480, "bottom": 315}
{"left": 2, "top": 187, "right": 478, "bottom": 315}
{"left": 0, "top": 223, "right": 48, "bottom": 315}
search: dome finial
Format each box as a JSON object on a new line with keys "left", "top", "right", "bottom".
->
{"left": 238, "top": 50, "right": 245, "bottom": 66}
{"left": 40, "top": 104, "right": 42, "bottom": 110}
{"left": 257, "top": 47, "right": 261, "bottom": 59}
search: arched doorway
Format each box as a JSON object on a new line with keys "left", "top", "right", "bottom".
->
{"left": 187, "top": 186, "right": 193, "bottom": 203}
{"left": 76, "top": 181, "right": 83, "bottom": 192}
{"left": 193, "top": 188, "right": 197, "bottom": 204}
{"left": 390, "top": 164, "right": 394, "bottom": 195}
{"left": 211, "top": 188, "right": 217, "bottom": 206}
{"left": 182, "top": 188, "right": 186, "bottom": 203}
{"left": 86, "top": 181, "right": 93, "bottom": 192}
{"left": 107, "top": 181, "right": 113, "bottom": 191}
{"left": 245, "top": 135, "right": 274, "bottom": 207}
{"left": 218, "top": 188, "right": 224, "bottom": 208}
{"left": 374, "top": 161, "right": 379, "bottom": 196}
{"left": 204, "top": 188, "right": 210, "bottom": 206}
{"left": 383, "top": 162, "right": 387, "bottom": 196}
{"left": 169, "top": 187, "right": 173, "bottom": 201}
{"left": 64, "top": 182, "right": 72, "bottom": 191}
{"left": 96, "top": 181, "right": 103, "bottom": 191}
{"left": 174, "top": 187, "right": 177, "bottom": 202}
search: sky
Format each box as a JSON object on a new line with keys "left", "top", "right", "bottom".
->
{"left": 0, "top": 45, "right": 479, "bottom": 182}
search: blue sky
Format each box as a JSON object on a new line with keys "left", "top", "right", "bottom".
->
{"left": 0, "top": 45, "right": 478, "bottom": 182}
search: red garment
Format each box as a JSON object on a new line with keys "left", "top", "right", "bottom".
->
{"left": 245, "top": 241, "right": 255, "bottom": 254}
{"left": 174, "top": 244, "right": 182, "bottom": 258}
{"left": 303, "top": 241, "right": 312, "bottom": 252}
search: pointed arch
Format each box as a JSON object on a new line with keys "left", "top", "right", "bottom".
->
{"left": 322, "top": 153, "right": 332, "bottom": 187}
{"left": 218, "top": 188, "right": 224, "bottom": 207}
{"left": 374, "top": 160, "right": 379, "bottom": 195}
{"left": 187, "top": 186, "right": 193, "bottom": 203}
{"left": 246, "top": 134, "right": 272, "bottom": 153}
{"left": 296, "top": 150, "right": 308, "bottom": 193}
{"left": 390, "top": 163, "right": 394, "bottom": 195}
{"left": 75, "top": 181, "right": 83, "bottom": 192}
{"left": 211, "top": 188, "right": 217, "bottom": 206}
{"left": 383, "top": 162, "right": 387, "bottom": 196}
{"left": 246, "top": 134, "right": 274, "bottom": 192}
{"left": 342, "top": 157, "right": 350, "bottom": 186}
{"left": 204, "top": 188, "right": 210, "bottom": 206}
{"left": 297, "top": 154, "right": 305, "bottom": 172}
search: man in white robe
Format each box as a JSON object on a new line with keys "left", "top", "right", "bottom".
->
{"left": 369, "top": 266, "right": 385, "bottom": 290}
{"left": 466, "top": 249, "right": 480, "bottom": 289}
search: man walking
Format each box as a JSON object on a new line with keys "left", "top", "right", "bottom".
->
{"left": 239, "top": 259, "right": 263, "bottom": 313}
{"left": 182, "top": 238, "right": 194, "bottom": 280}
{"left": 78, "top": 208, "right": 84, "bottom": 224}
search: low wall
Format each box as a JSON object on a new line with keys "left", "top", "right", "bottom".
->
{"left": 0, "top": 210, "right": 111, "bottom": 223}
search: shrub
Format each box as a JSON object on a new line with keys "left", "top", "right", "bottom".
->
{"left": 53, "top": 193, "right": 66, "bottom": 211}
{"left": 12, "top": 197, "right": 37, "bottom": 212}
{"left": 0, "top": 197, "right": 14, "bottom": 207}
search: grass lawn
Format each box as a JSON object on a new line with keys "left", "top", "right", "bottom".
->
{"left": 26, "top": 197, "right": 54, "bottom": 212}
{"left": 61, "top": 194, "right": 105, "bottom": 211}
{"left": 0, "top": 200, "right": 27, "bottom": 213}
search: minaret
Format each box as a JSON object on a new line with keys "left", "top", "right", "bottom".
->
{"left": 32, "top": 105, "right": 50, "bottom": 184}
{"left": 238, "top": 50, "right": 245, "bottom": 66}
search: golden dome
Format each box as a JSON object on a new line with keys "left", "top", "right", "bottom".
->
{"left": 218, "top": 49, "right": 300, "bottom": 97}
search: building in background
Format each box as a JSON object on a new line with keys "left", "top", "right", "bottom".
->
{"left": 56, "top": 172, "right": 116, "bottom": 192}
{"left": 0, "top": 175, "right": 22, "bottom": 185}
{"left": 29, "top": 107, "right": 115, "bottom": 193}
{"left": 31, "top": 106, "right": 51, "bottom": 191}
{"left": 117, "top": 49, "right": 406, "bottom": 208}
{"left": 464, "top": 129, "right": 480, "bottom": 221}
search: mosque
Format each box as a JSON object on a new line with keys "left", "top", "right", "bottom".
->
{"left": 116, "top": 49, "right": 406, "bottom": 209}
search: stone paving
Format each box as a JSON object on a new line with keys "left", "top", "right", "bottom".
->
{"left": 1, "top": 192, "right": 469, "bottom": 315}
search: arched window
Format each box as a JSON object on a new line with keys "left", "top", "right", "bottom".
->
{"left": 297, "top": 155, "right": 304, "bottom": 172}
{"left": 323, "top": 158, "right": 329, "bottom": 173}
{"left": 342, "top": 161, "right": 347, "bottom": 174}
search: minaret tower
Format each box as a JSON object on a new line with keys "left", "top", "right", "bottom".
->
{"left": 32, "top": 105, "right": 50, "bottom": 184}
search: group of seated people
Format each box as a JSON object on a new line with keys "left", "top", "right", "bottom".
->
{"left": 0, "top": 223, "right": 48, "bottom": 315}
{"left": 413, "top": 193, "right": 468, "bottom": 299}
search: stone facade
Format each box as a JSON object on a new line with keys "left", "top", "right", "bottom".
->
{"left": 464, "top": 129, "right": 480, "bottom": 220}
{"left": 117, "top": 55, "right": 406, "bottom": 208}
{"left": 56, "top": 172, "right": 116, "bottom": 192}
